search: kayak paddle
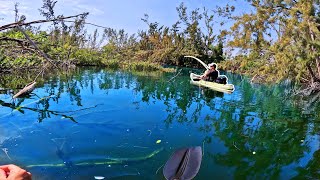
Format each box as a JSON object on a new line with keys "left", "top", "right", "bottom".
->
{"left": 163, "top": 146, "right": 202, "bottom": 180}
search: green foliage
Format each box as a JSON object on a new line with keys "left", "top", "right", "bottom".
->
{"left": 128, "top": 61, "right": 163, "bottom": 71}
{"left": 102, "top": 59, "right": 120, "bottom": 69}
{"left": 3, "top": 0, "right": 319, "bottom": 87}
{"left": 72, "top": 48, "right": 102, "bottom": 66}
{"left": 223, "top": 0, "right": 320, "bottom": 85}
{"left": 1, "top": 1, "right": 227, "bottom": 73}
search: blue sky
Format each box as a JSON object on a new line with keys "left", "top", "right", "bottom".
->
{"left": 0, "top": 0, "right": 250, "bottom": 35}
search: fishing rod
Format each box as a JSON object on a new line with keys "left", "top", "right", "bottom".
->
{"left": 184, "top": 56, "right": 209, "bottom": 70}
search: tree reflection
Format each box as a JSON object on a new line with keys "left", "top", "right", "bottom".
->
{"left": 0, "top": 68, "right": 101, "bottom": 122}
{"left": 0, "top": 95, "right": 77, "bottom": 122}
{"left": 0, "top": 67, "right": 319, "bottom": 178}
{"left": 107, "top": 68, "right": 319, "bottom": 179}
{"left": 195, "top": 79, "right": 318, "bottom": 178}
{"left": 294, "top": 149, "right": 320, "bottom": 179}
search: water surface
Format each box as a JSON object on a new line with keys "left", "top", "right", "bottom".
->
{"left": 0, "top": 68, "right": 319, "bottom": 179}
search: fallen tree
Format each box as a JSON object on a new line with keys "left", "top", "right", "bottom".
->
{"left": 0, "top": 11, "right": 89, "bottom": 98}
{"left": 12, "top": 81, "right": 36, "bottom": 99}
{"left": 0, "top": 13, "right": 88, "bottom": 31}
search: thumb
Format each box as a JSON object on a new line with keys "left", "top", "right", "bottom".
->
{"left": 0, "top": 169, "right": 7, "bottom": 179}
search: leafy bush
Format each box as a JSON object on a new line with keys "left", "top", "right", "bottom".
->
{"left": 102, "top": 59, "right": 120, "bottom": 69}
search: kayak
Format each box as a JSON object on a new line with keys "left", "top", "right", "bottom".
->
{"left": 190, "top": 73, "right": 235, "bottom": 93}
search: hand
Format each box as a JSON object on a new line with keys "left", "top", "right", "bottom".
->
{"left": 0, "top": 164, "right": 32, "bottom": 180}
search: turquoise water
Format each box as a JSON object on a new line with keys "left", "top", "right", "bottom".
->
{"left": 0, "top": 68, "right": 319, "bottom": 179}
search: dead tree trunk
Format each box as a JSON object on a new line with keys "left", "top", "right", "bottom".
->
{"left": 316, "top": 57, "right": 320, "bottom": 79}
{"left": 0, "top": 13, "right": 89, "bottom": 31}
{"left": 306, "top": 63, "right": 320, "bottom": 83}
{"left": 13, "top": 82, "right": 36, "bottom": 98}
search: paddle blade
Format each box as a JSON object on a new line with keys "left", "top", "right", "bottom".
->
{"left": 163, "top": 146, "right": 202, "bottom": 180}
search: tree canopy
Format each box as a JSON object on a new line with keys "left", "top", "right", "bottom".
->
{"left": 221, "top": 0, "right": 320, "bottom": 92}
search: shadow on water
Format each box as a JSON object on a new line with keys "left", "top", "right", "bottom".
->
{"left": 0, "top": 67, "right": 319, "bottom": 179}
{"left": 202, "top": 88, "right": 224, "bottom": 100}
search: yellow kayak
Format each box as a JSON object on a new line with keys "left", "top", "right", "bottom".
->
{"left": 190, "top": 73, "right": 235, "bottom": 93}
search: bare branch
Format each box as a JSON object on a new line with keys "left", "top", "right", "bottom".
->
{"left": 0, "top": 12, "right": 89, "bottom": 31}
{"left": 0, "top": 37, "right": 28, "bottom": 44}
{"left": 63, "top": 20, "right": 109, "bottom": 29}
{"left": 17, "top": 26, "right": 58, "bottom": 68}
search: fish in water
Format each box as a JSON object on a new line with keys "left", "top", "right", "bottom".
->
{"left": 56, "top": 147, "right": 73, "bottom": 168}
{"left": 51, "top": 138, "right": 73, "bottom": 168}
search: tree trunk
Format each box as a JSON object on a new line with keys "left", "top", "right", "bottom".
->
{"left": 13, "top": 82, "right": 36, "bottom": 98}
{"left": 316, "top": 57, "right": 320, "bottom": 79}
{"left": 308, "top": 20, "right": 320, "bottom": 82}
{"left": 306, "top": 63, "right": 320, "bottom": 83}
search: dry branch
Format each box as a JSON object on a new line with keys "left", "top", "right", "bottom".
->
{"left": 63, "top": 20, "right": 109, "bottom": 29}
{"left": 0, "top": 44, "right": 35, "bottom": 50}
{"left": 168, "top": 69, "right": 182, "bottom": 82}
{"left": 0, "top": 12, "right": 89, "bottom": 31}
{"left": 17, "top": 26, "right": 57, "bottom": 68}
{"left": 0, "top": 37, "right": 29, "bottom": 45}
{"left": 13, "top": 81, "right": 36, "bottom": 98}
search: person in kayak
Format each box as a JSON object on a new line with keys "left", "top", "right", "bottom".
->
{"left": 201, "top": 63, "right": 219, "bottom": 82}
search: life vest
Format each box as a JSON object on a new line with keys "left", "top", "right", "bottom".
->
{"left": 206, "top": 70, "right": 219, "bottom": 82}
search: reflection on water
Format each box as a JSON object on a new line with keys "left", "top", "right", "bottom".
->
{"left": 0, "top": 67, "right": 319, "bottom": 179}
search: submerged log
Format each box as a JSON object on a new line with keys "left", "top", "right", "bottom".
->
{"left": 13, "top": 81, "right": 36, "bottom": 99}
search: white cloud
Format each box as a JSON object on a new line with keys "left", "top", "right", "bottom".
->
{"left": 0, "top": 0, "right": 34, "bottom": 24}
{"left": 0, "top": 1, "right": 17, "bottom": 24}
{"left": 0, "top": 1, "right": 15, "bottom": 17}
{"left": 56, "top": 0, "right": 104, "bottom": 16}
{"left": 74, "top": 4, "right": 104, "bottom": 16}
{"left": 0, "top": 0, "right": 104, "bottom": 27}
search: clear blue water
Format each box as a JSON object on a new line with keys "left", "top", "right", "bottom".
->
{"left": 0, "top": 68, "right": 319, "bottom": 179}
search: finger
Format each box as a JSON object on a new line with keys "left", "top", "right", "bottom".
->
{"left": 26, "top": 171, "right": 32, "bottom": 178}
{"left": 23, "top": 171, "right": 32, "bottom": 180}
{"left": 6, "top": 164, "right": 19, "bottom": 171}
{"left": 7, "top": 164, "right": 25, "bottom": 174}
{"left": 0, "top": 165, "right": 9, "bottom": 169}
{"left": 0, "top": 165, "right": 10, "bottom": 172}
{"left": 0, "top": 169, "right": 7, "bottom": 179}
